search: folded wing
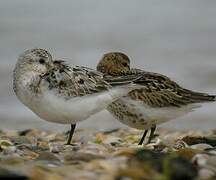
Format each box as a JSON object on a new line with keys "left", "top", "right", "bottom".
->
{"left": 43, "top": 61, "right": 142, "bottom": 99}
{"left": 128, "top": 69, "right": 215, "bottom": 108}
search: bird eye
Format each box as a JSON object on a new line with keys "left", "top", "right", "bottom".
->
{"left": 122, "top": 62, "right": 128, "bottom": 67}
{"left": 39, "top": 59, "right": 45, "bottom": 64}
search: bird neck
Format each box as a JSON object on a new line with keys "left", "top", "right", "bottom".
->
{"left": 13, "top": 67, "right": 42, "bottom": 102}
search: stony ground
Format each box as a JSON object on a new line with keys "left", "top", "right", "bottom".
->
{"left": 0, "top": 128, "right": 216, "bottom": 180}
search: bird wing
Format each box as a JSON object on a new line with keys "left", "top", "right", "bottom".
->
{"left": 42, "top": 61, "right": 142, "bottom": 99}
{"left": 127, "top": 69, "right": 215, "bottom": 107}
{"left": 102, "top": 73, "right": 143, "bottom": 85}
{"left": 42, "top": 60, "right": 111, "bottom": 98}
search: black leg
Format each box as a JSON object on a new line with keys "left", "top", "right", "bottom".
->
{"left": 147, "top": 125, "right": 156, "bottom": 144}
{"left": 138, "top": 130, "right": 148, "bottom": 145}
{"left": 66, "top": 124, "right": 76, "bottom": 145}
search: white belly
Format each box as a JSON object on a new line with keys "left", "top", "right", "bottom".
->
{"left": 18, "top": 86, "right": 134, "bottom": 124}
{"left": 108, "top": 97, "right": 201, "bottom": 129}
{"left": 26, "top": 91, "right": 110, "bottom": 124}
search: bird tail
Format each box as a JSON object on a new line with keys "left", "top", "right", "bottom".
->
{"left": 181, "top": 88, "right": 216, "bottom": 103}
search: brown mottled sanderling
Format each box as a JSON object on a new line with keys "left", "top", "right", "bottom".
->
{"left": 13, "top": 49, "right": 141, "bottom": 145}
{"left": 97, "top": 52, "right": 216, "bottom": 145}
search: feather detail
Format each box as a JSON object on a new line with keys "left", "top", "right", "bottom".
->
{"left": 121, "top": 69, "right": 216, "bottom": 107}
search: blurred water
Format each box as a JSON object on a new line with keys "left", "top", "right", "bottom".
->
{"left": 0, "top": 0, "right": 216, "bottom": 131}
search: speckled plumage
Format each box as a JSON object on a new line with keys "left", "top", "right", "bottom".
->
{"left": 97, "top": 52, "right": 216, "bottom": 144}
{"left": 44, "top": 60, "right": 111, "bottom": 98}
{"left": 13, "top": 49, "right": 141, "bottom": 144}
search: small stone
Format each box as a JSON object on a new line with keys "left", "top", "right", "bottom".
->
{"left": 182, "top": 135, "right": 216, "bottom": 146}
{"left": 204, "top": 136, "right": 216, "bottom": 146}
{"left": 163, "top": 154, "right": 198, "bottom": 180}
{"left": 205, "top": 156, "right": 216, "bottom": 170}
{"left": 19, "top": 149, "right": 39, "bottom": 160}
{"left": 0, "top": 140, "right": 14, "bottom": 150}
{"left": 30, "top": 166, "right": 62, "bottom": 180}
{"left": 11, "top": 136, "right": 31, "bottom": 145}
{"left": 172, "top": 140, "right": 188, "bottom": 150}
{"left": 176, "top": 148, "right": 201, "bottom": 161}
{"left": 94, "top": 133, "right": 106, "bottom": 144}
{"left": 16, "top": 144, "right": 34, "bottom": 151}
{"left": 36, "top": 152, "right": 60, "bottom": 162}
{"left": 192, "top": 154, "right": 209, "bottom": 166}
{"left": 114, "top": 148, "right": 137, "bottom": 158}
{"left": 206, "top": 149, "right": 216, "bottom": 155}
{"left": 193, "top": 154, "right": 216, "bottom": 179}
{"left": 64, "top": 152, "right": 104, "bottom": 164}
{"left": 130, "top": 149, "right": 165, "bottom": 171}
{"left": 0, "top": 156, "right": 25, "bottom": 165}
{"left": 18, "top": 129, "right": 33, "bottom": 136}
{"left": 129, "top": 149, "right": 198, "bottom": 180}
{"left": 2, "top": 146, "right": 17, "bottom": 155}
{"left": 0, "top": 166, "right": 27, "bottom": 180}
{"left": 199, "top": 168, "right": 215, "bottom": 179}
{"left": 49, "top": 143, "right": 63, "bottom": 153}
{"left": 63, "top": 144, "right": 80, "bottom": 152}
{"left": 190, "top": 143, "right": 213, "bottom": 151}
{"left": 81, "top": 142, "right": 109, "bottom": 155}
{"left": 103, "top": 136, "right": 123, "bottom": 146}
{"left": 36, "top": 141, "right": 49, "bottom": 151}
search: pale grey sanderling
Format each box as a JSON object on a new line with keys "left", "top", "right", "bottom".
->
{"left": 13, "top": 49, "right": 141, "bottom": 145}
{"left": 97, "top": 52, "right": 216, "bottom": 145}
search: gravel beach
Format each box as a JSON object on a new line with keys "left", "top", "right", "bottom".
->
{"left": 0, "top": 128, "right": 216, "bottom": 179}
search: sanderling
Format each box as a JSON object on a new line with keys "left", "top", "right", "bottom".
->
{"left": 13, "top": 49, "right": 141, "bottom": 145}
{"left": 97, "top": 52, "right": 215, "bottom": 145}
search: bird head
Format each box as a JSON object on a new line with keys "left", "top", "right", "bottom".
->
{"left": 15, "top": 48, "right": 54, "bottom": 76}
{"left": 97, "top": 52, "right": 130, "bottom": 75}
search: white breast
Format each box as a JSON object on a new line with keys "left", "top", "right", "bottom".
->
{"left": 108, "top": 97, "right": 202, "bottom": 129}
{"left": 29, "top": 90, "right": 115, "bottom": 124}
{"left": 19, "top": 82, "right": 136, "bottom": 124}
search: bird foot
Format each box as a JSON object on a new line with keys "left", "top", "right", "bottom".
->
{"left": 64, "top": 143, "right": 79, "bottom": 146}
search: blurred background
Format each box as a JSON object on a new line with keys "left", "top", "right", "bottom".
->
{"left": 0, "top": 0, "right": 216, "bottom": 131}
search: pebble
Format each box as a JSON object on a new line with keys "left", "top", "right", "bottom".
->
{"left": 103, "top": 135, "right": 123, "bottom": 146}
{"left": 0, "top": 128, "right": 215, "bottom": 179}
{"left": 0, "top": 166, "right": 27, "bottom": 180}
{"left": 190, "top": 143, "right": 213, "bottom": 151}
{"left": 11, "top": 136, "right": 31, "bottom": 145}
{"left": 49, "top": 143, "right": 63, "bottom": 153}
{"left": 0, "top": 140, "right": 14, "bottom": 150}
{"left": 172, "top": 140, "right": 188, "bottom": 150}
{"left": 199, "top": 168, "right": 215, "bottom": 179}
{"left": 64, "top": 152, "right": 104, "bottom": 164}
{"left": 36, "top": 152, "right": 60, "bottom": 162}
